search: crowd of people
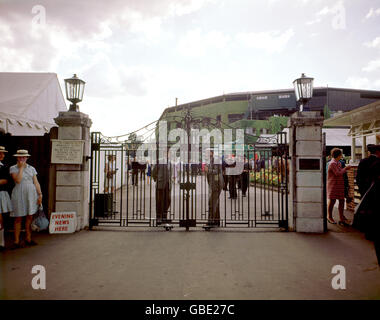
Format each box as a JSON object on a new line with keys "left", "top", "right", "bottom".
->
{"left": 148, "top": 150, "right": 284, "bottom": 227}
{"left": 2, "top": 142, "right": 377, "bottom": 262}
{"left": 0, "top": 147, "right": 42, "bottom": 251}
{"left": 326, "top": 144, "right": 380, "bottom": 265}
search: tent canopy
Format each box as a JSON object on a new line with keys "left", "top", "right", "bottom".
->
{"left": 0, "top": 72, "right": 67, "bottom": 136}
{"left": 323, "top": 99, "right": 380, "bottom": 139}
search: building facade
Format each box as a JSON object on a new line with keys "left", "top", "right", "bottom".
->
{"left": 160, "top": 87, "right": 380, "bottom": 129}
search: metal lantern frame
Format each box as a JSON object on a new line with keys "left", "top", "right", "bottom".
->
{"left": 293, "top": 73, "right": 314, "bottom": 112}
{"left": 64, "top": 74, "right": 86, "bottom": 112}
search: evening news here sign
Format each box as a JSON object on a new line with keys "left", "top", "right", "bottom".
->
{"left": 49, "top": 212, "right": 77, "bottom": 234}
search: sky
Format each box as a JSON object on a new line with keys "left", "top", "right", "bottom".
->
{"left": 0, "top": 0, "right": 379, "bottom": 137}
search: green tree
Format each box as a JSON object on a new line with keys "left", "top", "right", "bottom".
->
{"left": 268, "top": 116, "right": 288, "bottom": 134}
{"left": 323, "top": 104, "right": 331, "bottom": 119}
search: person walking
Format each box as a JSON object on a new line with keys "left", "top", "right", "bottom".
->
{"left": 146, "top": 161, "right": 152, "bottom": 184}
{"left": 0, "top": 146, "right": 12, "bottom": 251}
{"left": 240, "top": 155, "right": 250, "bottom": 197}
{"left": 9, "top": 149, "right": 42, "bottom": 248}
{"left": 226, "top": 154, "right": 237, "bottom": 199}
{"left": 327, "top": 148, "right": 352, "bottom": 225}
{"left": 104, "top": 154, "right": 116, "bottom": 193}
{"left": 205, "top": 149, "right": 224, "bottom": 227}
{"left": 131, "top": 157, "right": 139, "bottom": 186}
{"left": 222, "top": 156, "right": 228, "bottom": 191}
{"left": 152, "top": 160, "right": 171, "bottom": 225}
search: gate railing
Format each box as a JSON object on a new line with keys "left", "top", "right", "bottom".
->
{"left": 89, "top": 132, "right": 289, "bottom": 230}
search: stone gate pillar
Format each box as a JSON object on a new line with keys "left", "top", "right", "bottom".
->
{"left": 54, "top": 111, "right": 92, "bottom": 231}
{"left": 288, "top": 111, "right": 325, "bottom": 233}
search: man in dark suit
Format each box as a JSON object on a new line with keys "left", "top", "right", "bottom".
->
{"left": 354, "top": 145, "right": 378, "bottom": 233}
{"left": 356, "top": 144, "right": 378, "bottom": 197}
{"left": 131, "top": 157, "right": 139, "bottom": 186}
{"left": 222, "top": 156, "right": 228, "bottom": 191}
{"left": 139, "top": 161, "right": 147, "bottom": 183}
{"left": 240, "top": 156, "right": 251, "bottom": 197}
{"left": 367, "top": 145, "right": 380, "bottom": 265}
{"left": 355, "top": 144, "right": 380, "bottom": 265}
{"left": 152, "top": 160, "right": 171, "bottom": 225}
{"left": 205, "top": 149, "right": 224, "bottom": 226}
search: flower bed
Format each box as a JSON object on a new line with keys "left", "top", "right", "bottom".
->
{"left": 249, "top": 169, "right": 285, "bottom": 187}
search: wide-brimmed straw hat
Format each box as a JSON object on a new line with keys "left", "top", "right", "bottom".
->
{"left": 0, "top": 146, "right": 8, "bottom": 153}
{"left": 13, "top": 149, "right": 31, "bottom": 157}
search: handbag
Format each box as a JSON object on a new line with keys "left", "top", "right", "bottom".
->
{"left": 31, "top": 205, "right": 50, "bottom": 232}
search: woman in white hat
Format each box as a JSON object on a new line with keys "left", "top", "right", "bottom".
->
{"left": 0, "top": 146, "right": 12, "bottom": 251}
{"left": 10, "top": 149, "right": 42, "bottom": 248}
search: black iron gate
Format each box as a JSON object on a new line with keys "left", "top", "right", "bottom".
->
{"left": 89, "top": 132, "right": 289, "bottom": 230}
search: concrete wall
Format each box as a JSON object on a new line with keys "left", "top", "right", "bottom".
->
{"left": 54, "top": 111, "right": 92, "bottom": 231}
{"left": 289, "top": 111, "right": 325, "bottom": 233}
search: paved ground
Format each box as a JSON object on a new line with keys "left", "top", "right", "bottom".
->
{"left": 1, "top": 206, "right": 379, "bottom": 300}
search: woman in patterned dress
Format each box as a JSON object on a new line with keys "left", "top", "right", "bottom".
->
{"left": 0, "top": 146, "right": 13, "bottom": 251}
{"left": 10, "top": 149, "right": 42, "bottom": 248}
{"left": 327, "top": 148, "right": 352, "bottom": 225}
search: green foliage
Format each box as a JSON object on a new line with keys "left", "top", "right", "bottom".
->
{"left": 323, "top": 104, "right": 331, "bottom": 119}
{"left": 163, "top": 100, "right": 248, "bottom": 128}
{"left": 234, "top": 116, "right": 288, "bottom": 135}
{"left": 268, "top": 116, "right": 288, "bottom": 134}
{"left": 233, "top": 119, "right": 268, "bottom": 132}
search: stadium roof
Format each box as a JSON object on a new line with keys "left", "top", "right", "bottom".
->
{"left": 163, "top": 87, "right": 380, "bottom": 115}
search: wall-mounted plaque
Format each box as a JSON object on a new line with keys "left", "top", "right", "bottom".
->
{"left": 299, "top": 158, "right": 320, "bottom": 171}
{"left": 51, "top": 139, "right": 84, "bottom": 164}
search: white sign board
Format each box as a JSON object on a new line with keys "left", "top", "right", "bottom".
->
{"left": 51, "top": 140, "right": 84, "bottom": 164}
{"left": 49, "top": 212, "right": 77, "bottom": 234}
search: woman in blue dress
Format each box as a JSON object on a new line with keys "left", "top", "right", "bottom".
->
{"left": 147, "top": 160, "right": 152, "bottom": 184}
{"left": 10, "top": 149, "right": 42, "bottom": 248}
{"left": 0, "top": 146, "right": 12, "bottom": 251}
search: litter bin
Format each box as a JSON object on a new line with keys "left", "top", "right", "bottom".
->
{"left": 94, "top": 193, "right": 113, "bottom": 217}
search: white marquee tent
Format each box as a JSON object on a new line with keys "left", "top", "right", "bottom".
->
{"left": 0, "top": 72, "right": 67, "bottom": 136}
